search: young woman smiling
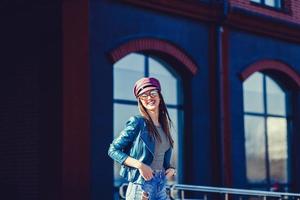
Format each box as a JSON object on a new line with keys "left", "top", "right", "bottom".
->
{"left": 108, "top": 77, "right": 176, "bottom": 200}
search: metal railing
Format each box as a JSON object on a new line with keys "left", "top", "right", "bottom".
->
{"left": 171, "top": 184, "right": 300, "bottom": 200}
{"left": 119, "top": 183, "right": 300, "bottom": 200}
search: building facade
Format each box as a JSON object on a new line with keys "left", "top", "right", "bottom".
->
{"left": 1, "top": 0, "right": 300, "bottom": 200}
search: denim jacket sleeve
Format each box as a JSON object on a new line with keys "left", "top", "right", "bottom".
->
{"left": 108, "top": 116, "right": 141, "bottom": 165}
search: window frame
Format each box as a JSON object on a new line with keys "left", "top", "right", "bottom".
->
{"left": 250, "top": 0, "right": 284, "bottom": 10}
{"left": 243, "top": 72, "right": 291, "bottom": 190}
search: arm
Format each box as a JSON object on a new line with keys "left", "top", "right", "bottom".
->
{"left": 108, "top": 116, "right": 140, "bottom": 165}
{"left": 123, "top": 156, "right": 153, "bottom": 181}
{"left": 108, "top": 116, "right": 154, "bottom": 180}
{"left": 164, "top": 148, "right": 176, "bottom": 179}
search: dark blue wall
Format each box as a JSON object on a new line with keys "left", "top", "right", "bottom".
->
{"left": 0, "top": 1, "right": 62, "bottom": 200}
{"left": 229, "top": 30, "right": 300, "bottom": 189}
{"left": 90, "top": 1, "right": 212, "bottom": 199}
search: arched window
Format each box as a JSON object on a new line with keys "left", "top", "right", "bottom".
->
{"left": 243, "top": 72, "right": 291, "bottom": 190}
{"left": 113, "top": 53, "right": 183, "bottom": 187}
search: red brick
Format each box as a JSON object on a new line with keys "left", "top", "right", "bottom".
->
{"left": 229, "top": 0, "right": 300, "bottom": 24}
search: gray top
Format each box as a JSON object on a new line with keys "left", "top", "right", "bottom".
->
{"left": 150, "top": 126, "right": 171, "bottom": 170}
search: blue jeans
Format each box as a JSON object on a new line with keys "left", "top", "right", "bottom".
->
{"left": 126, "top": 170, "right": 169, "bottom": 200}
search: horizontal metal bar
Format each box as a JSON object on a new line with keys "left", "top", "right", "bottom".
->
{"left": 118, "top": 183, "right": 300, "bottom": 199}
{"left": 171, "top": 184, "right": 300, "bottom": 197}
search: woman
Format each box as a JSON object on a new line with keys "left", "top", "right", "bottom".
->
{"left": 108, "top": 77, "right": 176, "bottom": 200}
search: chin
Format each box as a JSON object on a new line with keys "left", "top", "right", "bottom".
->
{"left": 145, "top": 105, "right": 158, "bottom": 111}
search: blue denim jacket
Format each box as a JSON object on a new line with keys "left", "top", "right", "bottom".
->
{"left": 108, "top": 115, "right": 172, "bottom": 184}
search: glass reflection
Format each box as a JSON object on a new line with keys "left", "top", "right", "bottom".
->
{"left": 243, "top": 72, "right": 264, "bottom": 113}
{"left": 114, "top": 53, "right": 144, "bottom": 101}
{"left": 267, "top": 117, "right": 288, "bottom": 183}
{"left": 266, "top": 76, "right": 286, "bottom": 116}
{"left": 243, "top": 71, "right": 290, "bottom": 187}
{"left": 244, "top": 115, "right": 266, "bottom": 183}
{"left": 149, "top": 57, "right": 179, "bottom": 105}
{"left": 265, "top": 0, "right": 276, "bottom": 6}
{"left": 167, "top": 108, "right": 183, "bottom": 183}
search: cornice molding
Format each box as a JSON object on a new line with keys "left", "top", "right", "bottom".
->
{"left": 119, "top": 0, "right": 300, "bottom": 43}
{"left": 226, "top": 6, "right": 300, "bottom": 43}
{"left": 120, "top": 0, "right": 221, "bottom": 22}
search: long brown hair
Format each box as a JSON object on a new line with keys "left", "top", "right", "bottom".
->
{"left": 138, "top": 92, "right": 174, "bottom": 147}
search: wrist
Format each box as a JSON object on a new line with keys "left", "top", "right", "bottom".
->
{"left": 168, "top": 167, "right": 176, "bottom": 176}
{"left": 136, "top": 161, "right": 143, "bottom": 169}
{"left": 173, "top": 169, "right": 176, "bottom": 176}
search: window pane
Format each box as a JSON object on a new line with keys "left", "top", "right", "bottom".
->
{"left": 266, "top": 76, "right": 286, "bottom": 116}
{"left": 244, "top": 115, "right": 266, "bottom": 183}
{"left": 113, "top": 103, "right": 140, "bottom": 186}
{"left": 167, "top": 108, "right": 182, "bottom": 183}
{"left": 267, "top": 117, "right": 288, "bottom": 183}
{"left": 114, "top": 53, "right": 145, "bottom": 101}
{"left": 243, "top": 72, "right": 264, "bottom": 113}
{"left": 276, "top": 0, "right": 282, "bottom": 8}
{"left": 149, "top": 57, "right": 180, "bottom": 105}
{"left": 265, "top": 0, "right": 276, "bottom": 6}
{"left": 265, "top": 0, "right": 282, "bottom": 8}
{"left": 251, "top": 0, "right": 261, "bottom": 3}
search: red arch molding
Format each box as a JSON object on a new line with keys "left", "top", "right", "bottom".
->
{"left": 109, "top": 38, "right": 198, "bottom": 75}
{"left": 240, "top": 60, "right": 300, "bottom": 88}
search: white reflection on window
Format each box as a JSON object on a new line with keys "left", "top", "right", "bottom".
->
{"left": 251, "top": 0, "right": 282, "bottom": 8}
{"left": 244, "top": 115, "right": 266, "bottom": 183}
{"left": 114, "top": 53, "right": 144, "bottom": 101}
{"left": 265, "top": 0, "right": 276, "bottom": 6}
{"left": 167, "top": 108, "right": 183, "bottom": 183}
{"left": 267, "top": 117, "right": 288, "bottom": 183}
{"left": 266, "top": 77, "right": 286, "bottom": 116}
{"left": 243, "top": 72, "right": 264, "bottom": 113}
{"left": 149, "top": 57, "right": 180, "bottom": 105}
{"left": 265, "top": 0, "right": 282, "bottom": 8}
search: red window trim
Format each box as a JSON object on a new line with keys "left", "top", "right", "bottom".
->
{"left": 109, "top": 38, "right": 198, "bottom": 75}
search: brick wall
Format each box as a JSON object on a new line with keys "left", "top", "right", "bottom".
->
{"left": 229, "top": 0, "right": 300, "bottom": 24}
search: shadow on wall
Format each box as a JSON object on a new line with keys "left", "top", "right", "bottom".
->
{"left": 0, "top": 181, "right": 19, "bottom": 200}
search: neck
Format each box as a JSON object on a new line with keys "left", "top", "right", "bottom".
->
{"left": 147, "top": 109, "right": 159, "bottom": 126}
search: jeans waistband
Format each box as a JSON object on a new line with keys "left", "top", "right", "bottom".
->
{"left": 152, "top": 169, "right": 165, "bottom": 177}
{"left": 153, "top": 169, "right": 164, "bottom": 173}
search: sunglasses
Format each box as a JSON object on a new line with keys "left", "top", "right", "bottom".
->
{"left": 139, "top": 90, "right": 159, "bottom": 100}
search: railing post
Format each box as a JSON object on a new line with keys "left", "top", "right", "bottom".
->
{"left": 225, "top": 193, "right": 229, "bottom": 200}
{"left": 119, "top": 183, "right": 127, "bottom": 199}
{"left": 203, "top": 194, "right": 208, "bottom": 200}
{"left": 181, "top": 190, "right": 185, "bottom": 200}
{"left": 263, "top": 196, "right": 266, "bottom": 200}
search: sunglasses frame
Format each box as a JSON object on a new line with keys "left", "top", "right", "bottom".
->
{"left": 139, "top": 90, "right": 159, "bottom": 100}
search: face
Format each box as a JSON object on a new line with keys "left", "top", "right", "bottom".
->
{"left": 139, "top": 89, "right": 160, "bottom": 112}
